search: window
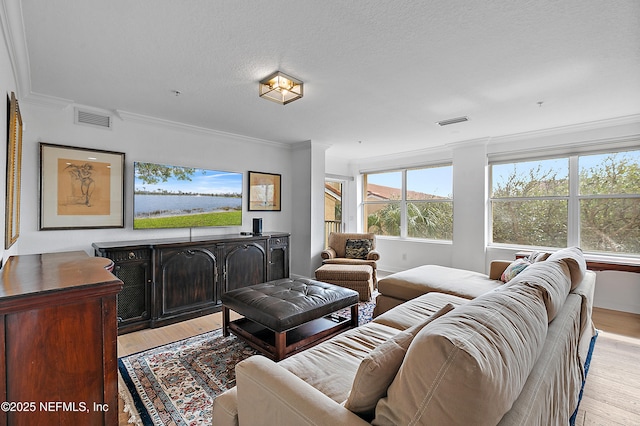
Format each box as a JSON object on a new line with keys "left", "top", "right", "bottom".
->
{"left": 490, "top": 149, "right": 640, "bottom": 255}
{"left": 363, "top": 165, "right": 453, "bottom": 240}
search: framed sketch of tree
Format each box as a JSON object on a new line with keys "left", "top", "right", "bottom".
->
{"left": 5, "top": 92, "right": 23, "bottom": 248}
{"left": 39, "top": 143, "right": 125, "bottom": 230}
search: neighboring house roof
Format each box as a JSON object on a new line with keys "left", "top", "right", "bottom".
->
{"left": 366, "top": 183, "right": 446, "bottom": 201}
{"left": 324, "top": 183, "right": 342, "bottom": 201}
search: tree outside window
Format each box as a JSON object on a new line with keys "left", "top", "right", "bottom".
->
{"left": 363, "top": 165, "right": 453, "bottom": 240}
{"left": 491, "top": 149, "right": 640, "bottom": 255}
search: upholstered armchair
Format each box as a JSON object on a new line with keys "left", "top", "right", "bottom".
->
{"left": 321, "top": 232, "right": 380, "bottom": 285}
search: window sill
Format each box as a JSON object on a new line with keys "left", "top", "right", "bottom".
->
{"left": 515, "top": 251, "right": 640, "bottom": 273}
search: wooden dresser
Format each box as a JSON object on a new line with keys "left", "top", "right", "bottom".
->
{"left": 0, "top": 251, "right": 123, "bottom": 426}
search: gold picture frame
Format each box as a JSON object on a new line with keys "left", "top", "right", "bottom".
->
{"left": 5, "top": 92, "right": 22, "bottom": 249}
{"left": 248, "top": 171, "right": 281, "bottom": 211}
{"left": 39, "top": 143, "right": 125, "bottom": 230}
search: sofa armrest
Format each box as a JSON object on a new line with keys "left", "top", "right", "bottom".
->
{"left": 321, "top": 248, "right": 337, "bottom": 260}
{"left": 367, "top": 249, "right": 380, "bottom": 261}
{"left": 212, "top": 387, "right": 239, "bottom": 426}
{"left": 489, "top": 260, "right": 511, "bottom": 280}
{"left": 236, "top": 356, "right": 370, "bottom": 426}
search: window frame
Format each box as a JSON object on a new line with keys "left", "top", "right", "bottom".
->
{"left": 362, "top": 164, "right": 453, "bottom": 241}
{"left": 489, "top": 148, "right": 640, "bottom": 256}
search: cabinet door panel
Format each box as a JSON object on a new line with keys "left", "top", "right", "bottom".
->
{"left": 158, "top": 247, "right": 218, "bottom": 316}
{"left": 223, "top": 242, "right": 267, "bottom": 293}
{"left": 268, "top": 236, "right": 289, "bottom": 281}
{"left": 113, "top": 260, "right": 151, "bottom": 324}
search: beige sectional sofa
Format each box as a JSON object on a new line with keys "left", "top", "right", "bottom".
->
{"left": 213, "top": 247, "right": 596, "bottom": 425}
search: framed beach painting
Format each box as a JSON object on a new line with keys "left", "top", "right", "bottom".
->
{"left": 39, "top": 143, "right": 125, "bottom": 230}
{"left": 5, "top": 92, "right": 23, "bottom": 248}
{"left": 248, "top": 171, "right": 281, "bottom": 211}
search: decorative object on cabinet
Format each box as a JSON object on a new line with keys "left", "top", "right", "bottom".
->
{"left": 0, "top": 250, "right": 122, "bottom": 425}
{"left": 248, "top": 171, "right": 281, "bottom": 211}
{"left": 39, "top": 143, "right": 125, "bottom": 230}
{"left": 5, "top": 92, "right": 22, "bottom": 249}
{"left": 93, "top": 232, "right": 289, "bottom": 334}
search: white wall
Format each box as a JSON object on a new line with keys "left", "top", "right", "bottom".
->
{"left": 348, "top": 119, "right": 640, "bottom": 314}
{"left": 15, "top": 103, "right": 294, "bottom": 257}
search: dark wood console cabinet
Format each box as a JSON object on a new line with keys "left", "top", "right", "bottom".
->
{"left": 0, "top": 251, "right": 122, "bottom": 426}
{"left": 93, "top": 232, "right": 289, "bottom": 334}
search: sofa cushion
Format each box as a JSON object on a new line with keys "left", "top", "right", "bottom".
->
{"left": 373, "top": 291, "right": 468, "bottom": 331}
{"left": 500, "top": 258, "right": 531, "bottom": 282}
{"left": 373, "top": 283, "right": 548, "bottom": 426}
{"left": 377, "top": 265, "right": 501, "bottom": 301}
{"left": 278, "top": 321, "right": 400, "bottom": 403}
{"left": 344, "top": 303, "right": 454, "bottom": 417}
{"left": 345, "top": 238, "right": 372, "bottom": 259}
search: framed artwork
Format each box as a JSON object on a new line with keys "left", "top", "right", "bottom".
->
{"left": 5, "top": 92, "right": 23, "bottom": 248}
{"left": 39, "top": 143, "right": 125, "bottom": 230}
{"left": 248, "top": 171, "right": 281, "bottom": 211}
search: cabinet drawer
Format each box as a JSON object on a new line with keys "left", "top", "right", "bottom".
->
{"left": 269, "top": 237, "right": 287, "bottom": 247}
{"left": 106, "top": 249, "right": 151, "bottom": 262}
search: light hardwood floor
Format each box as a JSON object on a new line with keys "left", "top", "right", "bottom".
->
{"left": 118, "top": 307, "right": 640, "bottom": 425}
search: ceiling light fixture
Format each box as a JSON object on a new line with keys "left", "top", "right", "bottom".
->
{"left": 259, "top": 71, "right": 303, "bottom": 105}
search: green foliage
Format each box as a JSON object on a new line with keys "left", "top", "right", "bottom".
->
{"left": 407, "top": 202, "right": 453, "bottom": 239}
{"left": 492, "top": 163, "right": 568, "bottom": 198}
{"left": 366, "top": 203, "right": 400, "bottom": 236}
{"left": 492, "top": 200, "right": 568, "bottom": 247}
{"left": 136, "top": 163, "right": 197, "bottom": 185}
{"left": 134, "top": 211, "right": 241, "bottom": 229}
{"left": 492, "top": 152, "right": 640, "bottom": 254}
{"left": 366, "top": 202, "right": 453, "bottom": 240}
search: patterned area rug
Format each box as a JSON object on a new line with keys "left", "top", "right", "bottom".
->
{"left": 119, "top": 297, "right": 376, "bottom": 425}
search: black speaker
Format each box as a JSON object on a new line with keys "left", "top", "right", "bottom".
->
{"left": 253, "top": 218, "right": 263, "bottom": 235}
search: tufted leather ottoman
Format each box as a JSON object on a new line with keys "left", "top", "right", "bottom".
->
{"left": 222, "top": 277, "right": 359, "bottom": 360}
{"left": 315, "top": 264, "right": 374, "bottom": 301}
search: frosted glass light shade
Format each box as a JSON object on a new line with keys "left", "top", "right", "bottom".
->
{"left": 259, "top": 71, "right": 303, "bottom": 105}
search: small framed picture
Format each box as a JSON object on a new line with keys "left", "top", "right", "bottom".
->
{"left": 39, "top": 143, "right": 125, "bottom": 230}
{"left": 248, "top": 171, "right": 281, "bottom": 211}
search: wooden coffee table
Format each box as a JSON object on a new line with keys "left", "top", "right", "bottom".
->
{"left": 222, "top": 277, "right": 359, "bottom": 361}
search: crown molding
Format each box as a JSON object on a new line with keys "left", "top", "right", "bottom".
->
{"left": 487, "top": 114, "right": 640, "bottom": 145}
{"left": 22, "top": 92, "right": 74, "bottom": 109}
{"left": 116, "top": 110, "right": 291, "bottom": 149}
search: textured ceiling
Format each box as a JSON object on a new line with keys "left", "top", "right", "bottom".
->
{"left": 13, "top": 0, "right": 640, "bottom": 159}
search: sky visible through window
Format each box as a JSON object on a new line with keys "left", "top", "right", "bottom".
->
{"left": 492, "top": 150, "right": 640, "bottom": 193}
{"left": 367, "top": 167, "right": 453, "bottom": 198}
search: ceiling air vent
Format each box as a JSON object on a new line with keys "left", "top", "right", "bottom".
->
{"left": 437, "top": 116, "right": 469, "bottom": 126}
{"left": 74, "top": 108, "right": 113, "bottom": 129}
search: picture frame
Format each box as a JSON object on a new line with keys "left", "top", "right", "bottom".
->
{"left": 5, "top": 92, "right": 23, "bottom": 248}
{"left": 39, "top": 143, "right": 125, "bottom": 230}
{"left": 248, "top": 171, "right": 281, "bottom": 211}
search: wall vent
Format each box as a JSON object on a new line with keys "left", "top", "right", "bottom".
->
{"left": 437, "top": 116, "right": 469, "bottom": 126}
{"left": 74, "top": 108, "right": 113, "bottom": 129}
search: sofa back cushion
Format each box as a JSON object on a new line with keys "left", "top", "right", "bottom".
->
{"left": 373, "top": 283, "right": 548, "bottom": 426}
{"left": 343, "top": 303, "right": 454, "bottom": 418}
{"left": 546, "top": 246, "right": 586, "bottom": 290}
{"left": 505, "top": 259, "right": 572, "bottom": 322}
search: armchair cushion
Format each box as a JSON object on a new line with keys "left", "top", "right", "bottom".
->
{"left": 327, "top": 232, "right": 377, "bottom": 258}
{"left": 345, "top": 239, "right": 372, "bottom": 260}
